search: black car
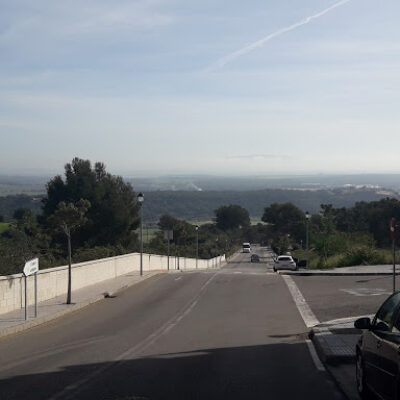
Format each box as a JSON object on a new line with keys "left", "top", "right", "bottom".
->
{"left": 250, "top": 254, "right": 260, "bottom": 263}
{"left": 355, "top": 292, "right": 400, "bottom": 399}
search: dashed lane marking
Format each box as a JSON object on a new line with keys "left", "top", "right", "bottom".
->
{"left": 48, "top": 272, "right": 219, "bottom": 400}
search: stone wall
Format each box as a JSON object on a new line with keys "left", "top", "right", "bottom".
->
{"left": 0, "top": 252, "right": 226, "bottom": 316}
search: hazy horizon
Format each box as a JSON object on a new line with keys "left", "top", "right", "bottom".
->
{"left": 2, "top": 0, "right": 400, "bottom": 175}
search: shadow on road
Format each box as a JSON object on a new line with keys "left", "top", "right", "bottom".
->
{"left": 0, "top": 342, "right": 343, "bottom": 400}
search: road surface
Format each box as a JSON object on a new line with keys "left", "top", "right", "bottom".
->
{"left": 0, "top": 249, "right": 345, "bottom": 400}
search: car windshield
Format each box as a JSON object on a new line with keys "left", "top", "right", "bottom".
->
{"left": 278, "top": 257, "right": 292, "bottom": 261}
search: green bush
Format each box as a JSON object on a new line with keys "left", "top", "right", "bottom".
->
{"left": 73, "top": 246, "right": 122, "bottom": 263}
{"left": 340, "top": 246, "right": 385, "bottom": 266}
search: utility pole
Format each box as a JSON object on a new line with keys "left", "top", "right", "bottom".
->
{"left": 137, "top": 193, "right": 144, "bottom": 276}
{"left": 391, "top": 218, "right": 396, "bottom": 293}
{"left": 195, "top": 225, "right": 199, "bottom": 269}
{"left": 66, "top": 228, "right": 72, "bottom": 304}
{"left": 305, "top": 211, "right": 311, "bottom": 269}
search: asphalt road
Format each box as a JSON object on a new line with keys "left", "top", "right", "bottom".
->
{"left": 293, "top": 274, "right": 400, "bottom": 322}
{"left": 0, "top": 249, "right": 345, "bottom": 400}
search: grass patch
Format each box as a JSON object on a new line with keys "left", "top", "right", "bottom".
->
{"left": 0, "top": 222, "right": 10, "bottom": 234}
{"left": 293, "top": 247, "right": 399, "bottom": 269}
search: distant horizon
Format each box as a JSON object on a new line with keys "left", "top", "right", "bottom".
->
{"left": 2, "top": 170, "right": 400, "bottom": 180}
{"left": 2, "top": 1, "right": 400, "bottom": 176}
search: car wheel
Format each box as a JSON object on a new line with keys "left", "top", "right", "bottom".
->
{"left": 356, "top": 352, "right": 374, "bottom": 400}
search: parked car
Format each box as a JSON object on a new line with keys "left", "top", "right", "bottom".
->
{"left": 250, "top": 254, "right": 260, "bottom": 263}
{"left": 273, "top": 255, "right": 297, "bottom": 271}
{"left": 355, "top": 292, "right": 400, "bottom": 400}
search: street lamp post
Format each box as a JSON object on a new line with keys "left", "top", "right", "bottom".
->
{"left": 391, "top": 218, "right": 396, "bottom": 293}
{"left": 305, "top": 211, "right": 311, "bottom": 269}
{"left": 137, "top": 192, "right": 144, "bottom": 276}
{"left": 195, "top": 225, "right": 199, "bottom": 269}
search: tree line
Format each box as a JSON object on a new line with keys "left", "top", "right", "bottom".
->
{"left": 261, "top": 199, "right": 400, "bottom": 268}
{"left": 0, "top": 158, "right": 254, "bottom": 275}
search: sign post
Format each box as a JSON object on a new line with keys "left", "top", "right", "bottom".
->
{"left": 164, "top": 230, "right": 173, "bottom": 270}
{"left": 391, "top": 218, "right": 396, "bottom": 293}
{"left": 23, "top": 258, "right": 39, "bottom": 320}
{"left": 24, "top": 274, "right": 28, "bottom": 321}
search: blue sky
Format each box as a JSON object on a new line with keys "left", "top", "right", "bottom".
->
{"left": 1, "top": 0, "right": 400, "bottom": 176}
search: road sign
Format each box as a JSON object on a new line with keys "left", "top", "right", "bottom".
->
{"left": 23, "top": 258, "right": 39, "bottom": 276}
{"left": 164, "top": 230, "right": 173, "bottom": 241}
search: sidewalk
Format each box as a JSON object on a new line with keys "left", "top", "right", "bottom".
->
{"left": 0, "top": 269, "right": 165, "bottom": 340}
{"left": 310, "top": 316, "right": 366, "bottom": 400}
{"left": 280, "top": 264, "right": 400, "bottom": 276}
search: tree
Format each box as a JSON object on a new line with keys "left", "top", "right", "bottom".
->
{"left": 13, "top": 207, "right": 33, "bottom": 221}
{"left": 262, "top": 202, "right": 306, "bottom": 242}
{"left": 42, "top": 158, "right": 139, "bottom": 249}
{"left": 48, "top": 199, "right": 90, "bottom": 304}
{"left": 215, "top": 205, "right": 250, "bottom": 231}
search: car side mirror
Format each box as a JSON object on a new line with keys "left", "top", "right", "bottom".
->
{"left": 354, "top": 317, "right": 371, "bottom": 330}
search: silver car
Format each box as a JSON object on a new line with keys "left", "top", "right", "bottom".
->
{"left": 273, "top": 255, "right": 298, "bottom": 272}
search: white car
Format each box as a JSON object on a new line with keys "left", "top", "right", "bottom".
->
{"left": 273, "top": 255, "right": 297, "bottom": 271}
{"left": 242, "top": 243, "right": 251, "bottom": 253}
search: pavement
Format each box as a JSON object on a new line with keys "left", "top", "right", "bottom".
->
{"left": 0, "top": 249, "right": 346, "bottom": 400}
{"left": 310, "top": 323, "right": 361, "bottom": 400}
{"left": 0, "top": 246, "right": 389, "bottom": 400}
{"left": 0, "top": 269, "right": 165, "bottom": 340}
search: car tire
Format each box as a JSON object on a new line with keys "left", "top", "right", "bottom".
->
{"left": 356, "top": 352, "right": 374, "bottom": 400}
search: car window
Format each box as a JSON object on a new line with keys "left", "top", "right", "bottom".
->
{"left": 278, "top": 256, "right": 291, "bottom": 261}
{"left": 391, "top": 304, "right": 400, "bottom": 333}
{"left": 373, "top": 293, "right": 400, "bottom": 332}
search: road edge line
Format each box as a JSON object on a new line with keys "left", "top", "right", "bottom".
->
{"left": 282, "top": 275, "right": 320, "bottom": 328}
{"left": 305, "top": 339, "right": 326, "bottom": 372}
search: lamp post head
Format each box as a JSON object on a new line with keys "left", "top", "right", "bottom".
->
{"left": 305, "top": 211, "right": 311, "bottom": 220}
{"left": 137, "top": 192, "right": 144, "bottom": 204}
{"left": 195, "top": 225, "right": 199, "bottom": 231}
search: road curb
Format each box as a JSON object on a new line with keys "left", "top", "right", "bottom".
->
{"left": 0, "top": 271, "right": 163, "bottom": 341}
{"left": 310, "top": 329, "right": 357, "bottom": 365}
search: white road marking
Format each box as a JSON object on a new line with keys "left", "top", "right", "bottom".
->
{"left": 48, "top": 272, "right": 219, "bottom": 400}
{"left": 339, "top": 288, "right": 391, "bottom": 297}
{"left": 175, "top": 276, "right": 183, "bottom": 281}
{"left": 315, "top": 314, "right": 375, "bottom": 329}
{"left": 282, "top": 275, "right": 320, "bottom": 328}
{"left": 305, "top": 339, "right": 326, "bottom": 372}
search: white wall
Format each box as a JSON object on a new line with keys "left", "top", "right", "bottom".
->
{"left": 0, "top": 252, "right": 226, "bottom": 316}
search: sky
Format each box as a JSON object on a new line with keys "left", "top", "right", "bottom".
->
{"left": 1, "top": 0, "right": 400, "bottom": 176}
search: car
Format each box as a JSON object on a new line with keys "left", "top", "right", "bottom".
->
{"left": 242, "top": 242, "right": 251, "bottom": 253}
{"left": 250, "top": 254, "right": 260, "bottom": 263}
{"left": 273, "top": 255, "right": 297, "bottom": 271}
{"left": 355, "top": 292, "right": 400, "bottom": 400}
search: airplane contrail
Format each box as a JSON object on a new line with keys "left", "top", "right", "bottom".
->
{"left": 212, "top": 0, "right": 352, "bottom": 70}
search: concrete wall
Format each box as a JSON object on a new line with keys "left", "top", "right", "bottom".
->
{"left": 0, "top": 252, "right": 226, "bottom": 316}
